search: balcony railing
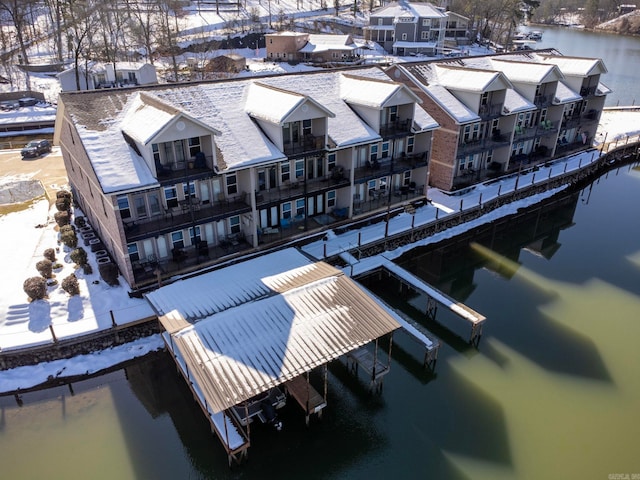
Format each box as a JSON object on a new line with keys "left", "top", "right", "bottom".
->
{"left": 254, "top": 168, "right": 351, "bottom": 207}
{"left": 478, "top": 103, "right": 503, "bottom": 120}
{"left": 354, "top": 151, "right": 428, "bottom": 183}
{"left": 283, "top": 134, "right": 325, "bottom": 156}
{"left": 380, "top": 119, "right": 412, "bottom": 138}
{"left": 458, "top": 133, "right": 512, "bottom": 154}
{"left": 123, "top": 194, "right": 251, "bottom": 242}
{"left": 156, "top": 155, "right": 216, "bottom": 185}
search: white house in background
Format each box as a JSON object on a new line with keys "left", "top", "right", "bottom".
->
{"left": 58, "top": 61, "right": 158, "bottom": 92}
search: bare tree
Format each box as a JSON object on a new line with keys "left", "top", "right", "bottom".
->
{"left": 0, "top": 0, "right": 37, "bottom": 68}
{"left": 44, "top": 0, "right": 65, "bottom": 62}
{"left": 62, "top": 0, "right": 99, "bottom": 90}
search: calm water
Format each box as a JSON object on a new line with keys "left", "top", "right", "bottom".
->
{"left": 2, "top": 30, "right": 640, "bottom": 480}
{"left": 521, "top": 25, "right": 640, "bottom": 106}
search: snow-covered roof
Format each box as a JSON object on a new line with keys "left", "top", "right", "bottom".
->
{"left": 489, "top": 58, "right": 564, "bottom": 85}
{"left": 554, "top": 81, "right": 584, "bottom": 104}
{"left": 152, "top": 248, "right": 401, "bottom": 413}
{"left": 120, "top": 92, "right": 180, "bottom": 145}
{"left": 503, "top": 88, "right": 536, "bottom": 114}
{"left": 298, "top": 34, "right": 358, "bottom": 53}
{"left": 425, "top": 84, "right": 479, "bottom": 123}
{"left": 245, "top": 82, "right": 334, "bottom": 124}
{"left": 371, "top": 1, "right": 447, "bottom": 19}
{"left": 62, "top": 67, "right": 421, "bottom": 191}
{"left": 536, "top": 54, "right": 608, "bottom": 77}
{"left": 340, "top": 73, "right": 414, "bottom": 108}
{"left": 433, "top": 64, "right": 512, "bottom": 92}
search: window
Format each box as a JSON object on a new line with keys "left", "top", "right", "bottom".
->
{"left": 370, "top": 144, "right": 378, "bottom": 163}
{"left": 327, "top": 190, "right": 336, "bottom": 208}
{"left": 421, "top": 31, "right": 429, "bottom": 40}
{"left": 295, "top": 159, "right": 304, "bottom": 179}
{"left": 302, "top": 119, "right": 312, "bottom": 135}
{"left": 480, "top": 92, "right": 489, "bottom": 106}
{"left": 128, "top": 243, "right": 139, "bottom": 262}
{"left": 382, "top": 142, "right": 389, "bottom": 158}
{"left": 402, "top": 33, "right": 407, "bottom": 40}
{"left": 327, "top": 153, "right": 336, "bottom": 171}
{"left": 379, "top": 176, "right": 388, "bottom": 190}
{"left": 368, "top": 179, "right": 377, "bottom": 191}
{"left": 183, "top": 182, "right": 196, "bottom": 198}
{"left": 171, "top": 231, "right": 184, "bottom": 249}
{"left": 117, "top": 195, "right": 131, "bottom": 219}
{"left": 403, "top": 170, "right": 411, "bottom": 186}
{"left": 422, "top": 18, "right": 431, "bottom": 26}
{"left": 229, "top": 216, "right": 240, "bottom": 234}
{"left": 295, "top": 198, "right": 305, "bottom": 217}
{"left": 164, "top": 186, "right": 178, "bottom": 208}
{"left": 189, "top": 226, "right": 201, "bottom": 245}
{"left": 459, "top": 154, "right": 474, "bottom": 172}
{"left": 389, "top": 105, "right": 398, "bottom": 123}
{"left": 134, "top": 196, "right": 147, "bottom": 218}
{"left": 226, "top": 173, "right": 237, "bottom": 195}
{"left": 407, "top": 136, "right": 415, "bottom": 153}
{"left": 282, "top": 202, "right": 292, "bottom": 219}
{"left": 152, "top": 144, "right": 160, "bottom": 165}
{"left": 188, "top": 137, "right": 201, "bottom": 158}
{"left": 281, "top": 161, "right": 290, "bottom": 183}
{"left": 148, "top": 194, "right": 161, "bottom": 216}
{"left": 378, "top": 18, "right": 383, "bottom": 25}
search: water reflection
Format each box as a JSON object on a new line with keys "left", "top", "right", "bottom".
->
{"left": 1, "top": 164, "right": 640, "bottom": 479}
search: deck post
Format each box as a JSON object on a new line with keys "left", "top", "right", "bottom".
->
{"left": 426, "top": 296, "right": 437, "bottom": 321}
{"left": 305, "top": 371, "right": 311, "bottom": 425}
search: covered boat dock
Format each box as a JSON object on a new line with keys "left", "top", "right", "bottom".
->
{"left": 147, "top": 249, "right": 401, "bottom": 465}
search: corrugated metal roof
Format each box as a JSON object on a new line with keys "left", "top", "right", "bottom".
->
{"left": 157, "top": 254, "right": 400, "bottom": 413}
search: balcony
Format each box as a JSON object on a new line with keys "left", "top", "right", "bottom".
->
{"left": 254, "top": 168, "right": 351, "bottom": 207}
{"left": 533, "top": 94, "right": 552, "bottom": 107}
{"left": 580, "top": 85, "right": 598, "bottom": 97}
{"left": 354, "top": 151, "right": 428, "bottom": 184}
{"left": 283, "top": 134, "right": 325, "bottom": 157}
{"left": 380, "top": 119, "right": 412, "bottom": 138}
{"left": 123, "top": 194, "right": 251, "bottom": 242}
{"left": 458, "top": 133, "right": 512, "bottom": 155}
{"left": 156, "top": 155, "right": 216, "bottom": 185}
{"left": 478, "top": 103, "right": 503, "bottom": 120}
{"left": 131, "top": 211, "right": 350, "bottom": 287}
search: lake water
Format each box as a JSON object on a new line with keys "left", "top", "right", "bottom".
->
{"left": 1, "top": 28, "right": 640, "bottom": 480}
{"left": 520, "top": 24, "right": 640, "bottom": 107}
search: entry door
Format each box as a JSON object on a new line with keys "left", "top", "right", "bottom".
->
{"left": 307, "top": 197, "right": 315, "bottom": 216}
{"left": 199, "top": 182, "right": 210, "bottom": 204}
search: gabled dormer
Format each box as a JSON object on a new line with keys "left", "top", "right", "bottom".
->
{"left": 432, "top": 64, "right": 511, "bottom": 118}
{"left": 537, "top": 54, "right": 608, "bottom": 97}
{"left": 340, "top": 73, "right": 421, "bottom": 137}
{"left": 490, "top": 59, "right": 564, "bottom": 107}
{"left": 245, "top": 82, "right": 334, "bottom": 156}
{"left": 121, "top": 92, "right": 220, "bottom": 178}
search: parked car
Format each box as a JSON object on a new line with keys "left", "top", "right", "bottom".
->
{"left": 21, "top": 139, "right": 52, "bottom": 158}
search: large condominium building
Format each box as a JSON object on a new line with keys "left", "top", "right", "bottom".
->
{"left": 389, "top": 49, "right": 609, "bottom": 190}
{"left": 55, "top": 67, "right": 438, "bottom": 291}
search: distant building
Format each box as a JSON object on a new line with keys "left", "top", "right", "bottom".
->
{"left": 364, "top": 1, "right": 447, "bottom": 56}
{"left": 443, "top": 11, "right": 471, "bottom": 47}
{"left": 206, "top": 54, "right": 247, "bottom": 73}
{"left": 57, "top": 62, "right": 158, "bottom": 92}
{"left": 618, "top": 4, "right": 636, "bottom": 14}
{"left": 265, "top": 32, "right": 361, "bottom": 63}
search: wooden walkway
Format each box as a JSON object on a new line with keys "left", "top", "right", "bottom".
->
{"left": 346, "top": 345, "right": 391, "bottom": 393}
{"left": 381, "top": 261, "right": 486, "bottom": 345}
{"left": 284, "top": 373, "right": 327, "bottom": 426}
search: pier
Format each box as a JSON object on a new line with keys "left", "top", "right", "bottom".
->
{"left": 379, "top": 261, "right": 486, "bottom": 345}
